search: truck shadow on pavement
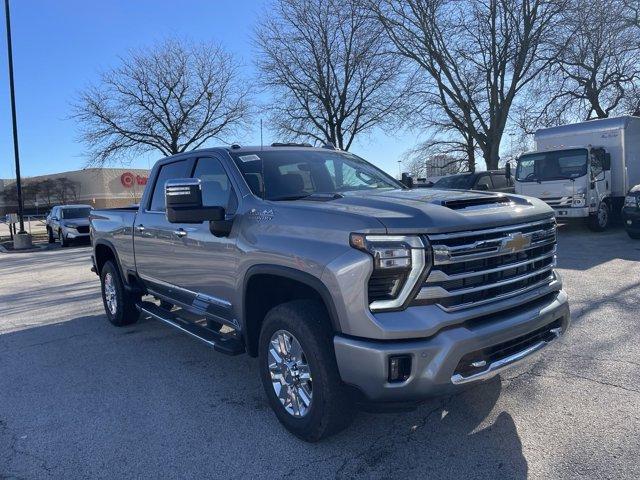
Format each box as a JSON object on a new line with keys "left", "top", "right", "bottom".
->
{"left": 0, "top": 312, "right": 528, "bottom": 479}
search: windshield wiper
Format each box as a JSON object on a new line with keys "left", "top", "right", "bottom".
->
{"left": 269, "top": 192, "right": 344, "bottom": 202}
{"left": 269, "top": 194, "right": 314, "bottom": 201}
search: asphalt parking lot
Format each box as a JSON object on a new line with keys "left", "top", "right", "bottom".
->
{"left": 1, "top": 224, "right": 639, "bottom": 479}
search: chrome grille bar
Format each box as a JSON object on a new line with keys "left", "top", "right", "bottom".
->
{"left": 428, "top": 218, "right": 554, "bottom": 241}
{"left": 432, "top": 230, "right": 555, "bottom": 265}
{"left": 416, "top": 265, "right": 554, "bottom": 300}
{"left": 426, "top": 249, "right": 556, "bottom": 283}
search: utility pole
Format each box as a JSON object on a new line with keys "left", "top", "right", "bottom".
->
{"left": 4, "top": 0, "right": 26, "bottom": 235}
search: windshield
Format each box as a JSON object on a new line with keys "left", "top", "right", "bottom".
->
{"left": 61, "top": 208, "right": 91, "bottom": 219}
{"left": 230, "top": 150, "right": 401, "bottom": 200}
{"left": 516, "top": 149, "right": 588, "bottom": 182}
{"left": 432, "top": 174, "right": 474, "bottom": 190}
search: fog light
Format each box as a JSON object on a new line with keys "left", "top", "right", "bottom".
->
{"left": 388, "top": 355, "right": 412, "bottom": 382}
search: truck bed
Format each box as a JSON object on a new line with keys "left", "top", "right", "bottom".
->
{"left": 90, "top": 207, "right": 138, "bottom": 275}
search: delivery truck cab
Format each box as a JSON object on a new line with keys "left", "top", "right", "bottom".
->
{"left": 515, "top": 116, "right": 640, "bottom": 231}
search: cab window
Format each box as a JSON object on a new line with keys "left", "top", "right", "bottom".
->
{"left": 149, "top": 160, "right": 191, "bottom": 211}
{"left": 192, "top": 157, "right": 236, "bottom": 212}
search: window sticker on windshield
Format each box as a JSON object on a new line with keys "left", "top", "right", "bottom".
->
{"left": 238, "top": 154, "right": 261, "bottom": 162}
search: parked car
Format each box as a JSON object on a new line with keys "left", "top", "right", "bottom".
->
{"left": 431, "top": 170, "right": 515, "bottom": 193}
{"left": 90, "top": 144, "right": 569, "bottom": 441}
{"left": 623, "top": 185, "right": 640, "bottom": 239}
{"left": 46, "top": 205, "right": 92, "bottom": 247}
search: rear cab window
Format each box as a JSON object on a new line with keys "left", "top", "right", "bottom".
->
{"left": 148, "top": 159, "right": 192, "bottom": 212}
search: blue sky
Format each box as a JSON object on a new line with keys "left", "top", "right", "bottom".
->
{"left": 0, "top": 0, "right": 419, "bottom": 179}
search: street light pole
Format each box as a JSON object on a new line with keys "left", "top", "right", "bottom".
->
{"left": 4, "top": 0, "right": 26, "bottom": 234}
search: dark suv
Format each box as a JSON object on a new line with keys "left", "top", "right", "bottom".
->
{"left": 623, "top": 185, "right": 640, "bottom": 239}
{"left": 432, "top": 170, "right": 515, "bottom": 193}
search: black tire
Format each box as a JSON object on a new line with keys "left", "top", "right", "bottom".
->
{"left": 588, "top": 201, "right": 610, "bottom": 232}
{"left": 100, "top": 260, "right": 140, "bottom": 326}
{"left": 627, "top": 230, "right": 640, "bottom": 240}
{"left": 47, "top": 227, "right": 54, "bottom": 244}
{"left": 58, "top": 229, "right": 69, "bottom": 247}
{"left": 258, "top": 300, "right": 354, "bottom": 442}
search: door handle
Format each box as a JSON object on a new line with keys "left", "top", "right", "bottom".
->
{"left": 173, "top": 228, "right": 188, "bottom": 238}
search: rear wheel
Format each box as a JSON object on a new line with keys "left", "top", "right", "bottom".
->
{"left": 100, "top": 260, "right": 140, "bottom": 326}
{"left": 588, "top": 201, "right": 610, "bottom": 231}
{"left": 258, "top": 300, "right": 354, "bottom": 442}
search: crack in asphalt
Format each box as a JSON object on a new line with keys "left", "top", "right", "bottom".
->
{"left": 0, "top": 419, "right": 55, "bottom": 479}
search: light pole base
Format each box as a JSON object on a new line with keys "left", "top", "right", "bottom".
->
{"left": 13, "top": 232, "right": 32, "bottom": 250}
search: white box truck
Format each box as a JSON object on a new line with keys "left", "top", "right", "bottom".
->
{"left": 514, "top": 116, "right": 640, "bottom": 231}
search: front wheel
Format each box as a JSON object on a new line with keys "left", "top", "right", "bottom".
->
{"left": 588, "top": 201, "right": 610, "bottom": 232}
{"left": 258, "top": 300, "right": 354, "bottom": 442}
{"left": 47, "top": 227, "right": 54, "bottom": 243}
{"left": 58, "top": 229, "right": 69, "bottom": 247}
{"left": 100, "top": 260, "right": 140, "bottom": 326}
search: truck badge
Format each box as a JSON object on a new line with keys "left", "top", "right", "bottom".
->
{"left": 501, "top": 233, "right": 531, "bottom": 253}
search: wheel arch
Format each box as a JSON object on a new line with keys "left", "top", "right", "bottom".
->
{"left": 94, "top": 240, "right": 127, "bottom": 284}
{"left": 242, "top": 265, "right": 342, "bottom": 357}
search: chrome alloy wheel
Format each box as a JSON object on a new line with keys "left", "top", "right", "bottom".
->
{"left": 103, "top": 272, "right": 118, "bottom": 316}
{"left": 268, "top": 329, "right": 313, "bottom": 417}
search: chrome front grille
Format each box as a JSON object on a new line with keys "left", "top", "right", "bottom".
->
{"left": 415, "top": 218, "right": 557, "bottom": 311}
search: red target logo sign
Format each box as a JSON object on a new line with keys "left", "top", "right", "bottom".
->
{"left": 121, "top": 172, "right": 135, "bottom": 188}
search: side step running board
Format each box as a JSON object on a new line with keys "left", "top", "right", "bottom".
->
{"left": 137, "top": 301, "right": 244, "bottom": 356}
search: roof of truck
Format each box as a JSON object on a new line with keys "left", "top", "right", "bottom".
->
{"left": 536, "top": 116, "right": 640, "bottom": 138}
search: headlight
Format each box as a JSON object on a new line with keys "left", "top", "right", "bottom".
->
{"left": 572, "top": 193, "right": 585, "bottom": 207}
{"left": 625, "top": 195, "right": 639, "bottom": 207}
{"left": 350, "top": 234, "right": 431, "bottom": 311}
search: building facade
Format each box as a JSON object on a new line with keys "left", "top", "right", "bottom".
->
{"left": 0, "top": 168, "right": 150, "bottom": 216}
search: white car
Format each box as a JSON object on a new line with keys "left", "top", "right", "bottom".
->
{"left": 45, "top": 205, "right": 92, "bottom": 247}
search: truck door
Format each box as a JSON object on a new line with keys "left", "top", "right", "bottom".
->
{"left": 134, "top": 157, "right": 194, "bottom": 298}
{"left": 167, "top": 154, "right": 240, "bottom": 326}
{"left": 589, "top": 150, "right": 609, "bottom": 207}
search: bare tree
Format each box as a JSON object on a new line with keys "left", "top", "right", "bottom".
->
{"left": 74, "top": 39, "right": 252, "bottom": 166}
{"left": 53, "top": 178, "right": 80, "bottom": 204}
{"left": 38, "top": 179, "right": 56, "bottom": 207}
{"left": 523, "top": 0, "right": 640, "bottom": 126}
{"left": 371, "top": 0, "right": 565, "bottom": 169}
{"left": 255, "top": 0, "right": 406, "bottom": 150}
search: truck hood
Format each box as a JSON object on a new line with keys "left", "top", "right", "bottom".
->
{"left": 287, "top": 188, "right": 554, "bottom": 234}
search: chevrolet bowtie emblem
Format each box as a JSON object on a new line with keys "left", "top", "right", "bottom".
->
{"left": 501, "top": 233, "right": 531, "bottom": 253}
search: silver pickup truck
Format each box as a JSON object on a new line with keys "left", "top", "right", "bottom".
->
{"left": 90, "top": 144, "right": 570, "bottom": 441}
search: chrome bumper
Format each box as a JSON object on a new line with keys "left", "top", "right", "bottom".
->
{"left": 450, "top": 326, "right": 562, "bottom": 385}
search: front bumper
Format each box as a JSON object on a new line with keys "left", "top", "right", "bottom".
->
{"left": 622, "top": 207, "right": 640, "bottom": 232}
{"left": 334, "top": 290, "right": 570, "bottom": 402}
{"left": 552, "top": 206, "right": 589, "bottom": 218}
{"left": 64, "top": 229, "right": 90, "bottom": 240}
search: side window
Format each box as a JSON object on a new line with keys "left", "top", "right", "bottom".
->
{"left": 475, "top": 174, "right": 493, "bottom": 190}
{"left": 193, "top": 157, "right": 235, "bottom": 211}
{"left": 149, "top": 160, "right": 190, "bottom": 211}
{"left": 491, "top": 173, "right": 507, "bottom": 189}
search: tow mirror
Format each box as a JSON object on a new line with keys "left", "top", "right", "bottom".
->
{"left": 505, "top": 162, "right": 512, "bottom": 179}
{"left": 401, "top": 172, "right": 414, "bottom": 188}
{"left": 603, "top": 153, "right": 611, "bottom": 171}
{"left": 165, "top": 179, "right": 225, "bottom": 224}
